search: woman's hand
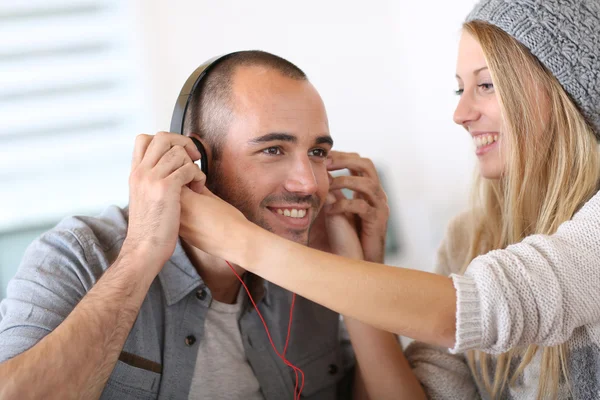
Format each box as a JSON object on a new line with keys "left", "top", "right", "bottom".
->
{"left": 179, "top": 185, "right": 254, "bottom": 264}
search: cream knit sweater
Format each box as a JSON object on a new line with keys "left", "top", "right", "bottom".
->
{"left": 405, "top": 190, "right": 600, "bottom": 399}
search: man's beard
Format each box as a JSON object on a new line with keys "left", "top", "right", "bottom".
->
{"left": 207, "top": 166, "right": 321, "bottom": 245}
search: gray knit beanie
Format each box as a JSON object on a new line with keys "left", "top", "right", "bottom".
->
{"left": 466, "top": 0, "right": 600, "bottom": 140}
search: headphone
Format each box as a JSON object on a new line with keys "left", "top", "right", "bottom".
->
{"left": 169, "top": 52, "right": 240, "bottom": 177}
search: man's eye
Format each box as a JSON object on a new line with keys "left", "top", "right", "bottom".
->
{"left": 309, "top": 148, "right": 328, "bottom": 158}
{"left": 262, "top": 147, "right": 282, "bottom": 155}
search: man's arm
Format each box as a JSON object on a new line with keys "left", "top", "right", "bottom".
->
{"left": 0, "top": 132, "right": 204, "bottom": 399}
{"left": 325, "top": 153, "right": 426, "bottom": 400}
{"left": 324, "top": 209, "right": 426, "bottom": 400}
{"left": 0, "top": 246, "right": 155, "bottom": 399}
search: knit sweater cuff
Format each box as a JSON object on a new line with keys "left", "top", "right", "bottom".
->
{"left": 449, "top": 273, "right": 482, "bottom": 354}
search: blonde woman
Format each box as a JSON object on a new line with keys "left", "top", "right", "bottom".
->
{"left": 180, "top": 0, "right": 600, "bottom": 398}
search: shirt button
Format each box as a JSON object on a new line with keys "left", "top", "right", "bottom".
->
{"left": 196, "top": 289, "right": 207, "bottom": 300}
{"left": 328, "top": 364, "right": 338, "bottom": 375}
{"left": 185, "top": 335, "right": 196, "bottom": 346}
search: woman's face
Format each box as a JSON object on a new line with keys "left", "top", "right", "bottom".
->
{"left": 454, "top": 31, "right": 506, "bottom": 180}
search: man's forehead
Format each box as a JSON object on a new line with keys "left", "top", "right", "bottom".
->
{"left": 225, "top": 66, "right": 330, "bottom": 143}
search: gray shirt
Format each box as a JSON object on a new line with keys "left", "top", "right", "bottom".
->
{"left": 188, "top": 287, "right": 264, "bottom": 400}
{"left": 0, "top": 206, "right": 355, "bottom": 400}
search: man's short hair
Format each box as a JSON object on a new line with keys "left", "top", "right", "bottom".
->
{"left": 183, "top": 50, "right": 308, "bottom": 161}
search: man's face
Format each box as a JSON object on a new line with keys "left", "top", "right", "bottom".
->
{"left": 208, "top": 66, "right": 332, "bottom": 245}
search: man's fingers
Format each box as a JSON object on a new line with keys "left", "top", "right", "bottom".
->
{"left": 326, "top": 151, "right": 378, "bottom": 178}
{"left": 132, "top": 134, "right": 152, "bottom": 169}
{"left": 329, "top": 175, "right": 384, "bottom": 206}
{"left": 141, "top": 132, "right": 201, "bottom": 169}
{"left": 152, "top": 145, "right": 193, "bottom": 179}
{"left": 188, "top": 169, "right": 211, "bottom": 194}
{"left": 169, "top": 162, "right": 205, "bottom": 188}
{"left": 331, "top": 188, "right": 346, "bottom": 201}
{"left": 327, "top": 197, "right": 374, "bottom": 218}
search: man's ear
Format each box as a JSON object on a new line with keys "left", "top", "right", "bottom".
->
{"left": 188, "top": 133, "right": 212, "bottom": 175}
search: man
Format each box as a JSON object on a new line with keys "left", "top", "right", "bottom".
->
{"left": 0, "top": 51, "right": 389, "bottom": 399}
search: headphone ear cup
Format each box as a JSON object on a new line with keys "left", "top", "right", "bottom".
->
{"left": 190, "top": 137, "right": 209, "bottom": 176}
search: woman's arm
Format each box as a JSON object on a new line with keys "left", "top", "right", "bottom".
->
{"left": 451, "top": 191, "right": 600, "bottom": 354}
{"left": 245, "top": 226, "right": 458, "bottom": 348}
{"left": 181, "top": 185, "right": 457, "bottom": 347}
{"left": 178, "top": 154, "right": 458, "bottom": 349}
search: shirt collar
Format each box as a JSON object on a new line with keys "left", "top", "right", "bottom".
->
{"left": 158, "top": 238, "right": 268, "bottom": 307}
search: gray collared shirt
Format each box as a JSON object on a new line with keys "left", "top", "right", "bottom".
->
{"left": 0, "top": 206, "right": 355, "bottom": 399}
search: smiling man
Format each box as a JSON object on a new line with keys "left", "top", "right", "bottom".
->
{"left": 176, "top": 52, "right": 350, "bottom": 398}
{"left": 0, "top": 51, "right": 392, "bottom": 399}
{"left": 190, "top": 55, "right": 333, "bottom": 246}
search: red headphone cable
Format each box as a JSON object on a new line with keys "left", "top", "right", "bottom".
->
{"left": 226, "top": 260, "right": 305, "bottom": 399}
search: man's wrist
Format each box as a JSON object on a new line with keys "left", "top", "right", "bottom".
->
{"left": 118, "top": 240, "right": 165, "bottom": 280}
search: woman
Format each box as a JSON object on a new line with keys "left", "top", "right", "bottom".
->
{"left": 180, "top": 0, "right": 600, "bottom": 398}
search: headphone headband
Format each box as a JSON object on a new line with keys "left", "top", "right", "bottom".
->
{"left": 170, "top": 52, "right": 241, "bottom": 176}
{"left": 169, "top": 53, "right": 238, "bottom": 135}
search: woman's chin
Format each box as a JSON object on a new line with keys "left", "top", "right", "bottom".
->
{"left": 478, "top": 163, "right": 504, "bottom": 180}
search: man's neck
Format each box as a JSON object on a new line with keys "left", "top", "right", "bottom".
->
{"left": 181, "top": 240, "right": 245, "bottom": 305}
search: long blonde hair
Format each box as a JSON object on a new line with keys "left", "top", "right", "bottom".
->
{"left": 460, "top": 21, "right": 600, "bottom": 399}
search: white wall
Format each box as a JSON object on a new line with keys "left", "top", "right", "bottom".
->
{"left": 0, "top": 0, "right": 481, "bottom": 296}
{"left": 129, "top": 0, "right": 479, "bottom": 271}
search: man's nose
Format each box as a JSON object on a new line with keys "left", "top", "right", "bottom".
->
{"left": 283, "top": 156, "right": 319, "bottom": 195}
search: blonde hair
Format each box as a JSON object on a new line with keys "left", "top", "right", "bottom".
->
{"left": 460, "top": 21, "right": 600, "bottom": 399}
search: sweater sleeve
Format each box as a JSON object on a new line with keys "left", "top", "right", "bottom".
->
{"left": 451, "top": 190, "right": 600, "bottom": 354}
{"left": 404, "top": 342, "right": 479, "bottom": 400}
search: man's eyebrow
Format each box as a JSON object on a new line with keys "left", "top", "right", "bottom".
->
{"left": 248, "top": 133, "right": 297, "bottom": 144}
{"left": 315, "top": 136, "right": 334, "bottom": 147}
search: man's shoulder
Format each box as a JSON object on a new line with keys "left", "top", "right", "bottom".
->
{"left": 20, "top": 205, "right": 130, "bottom": 282}
{"left": 51, "top": 205, "right": 129, "bottom": 252}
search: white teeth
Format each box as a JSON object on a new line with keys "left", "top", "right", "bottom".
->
{"left": 274, "top": 208, "right": 307, "bottom": 219}
{"left": 473, "top": 134, "right": 498, "bottom": 149}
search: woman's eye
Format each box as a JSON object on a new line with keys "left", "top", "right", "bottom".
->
{"left": 262, "top": 147, "right": 282, "bottom": 155}
{"left": 478, "top": 83, "right": 494, "bottom": 92}
{"left": 455, "top": 88, "right": 464, "bottom": 96}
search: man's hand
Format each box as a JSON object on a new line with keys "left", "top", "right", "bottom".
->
{"left": 326, "top": 151, "right": 390, "bottom": 263}
{"left": 0, "top": 132, "right": 207, "bottom": 400}
{"left": 125, "top": 131, "right": 205, "bottom": 271}
{"left": 310, "top": 189, "right": 365, "bottom": 260}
